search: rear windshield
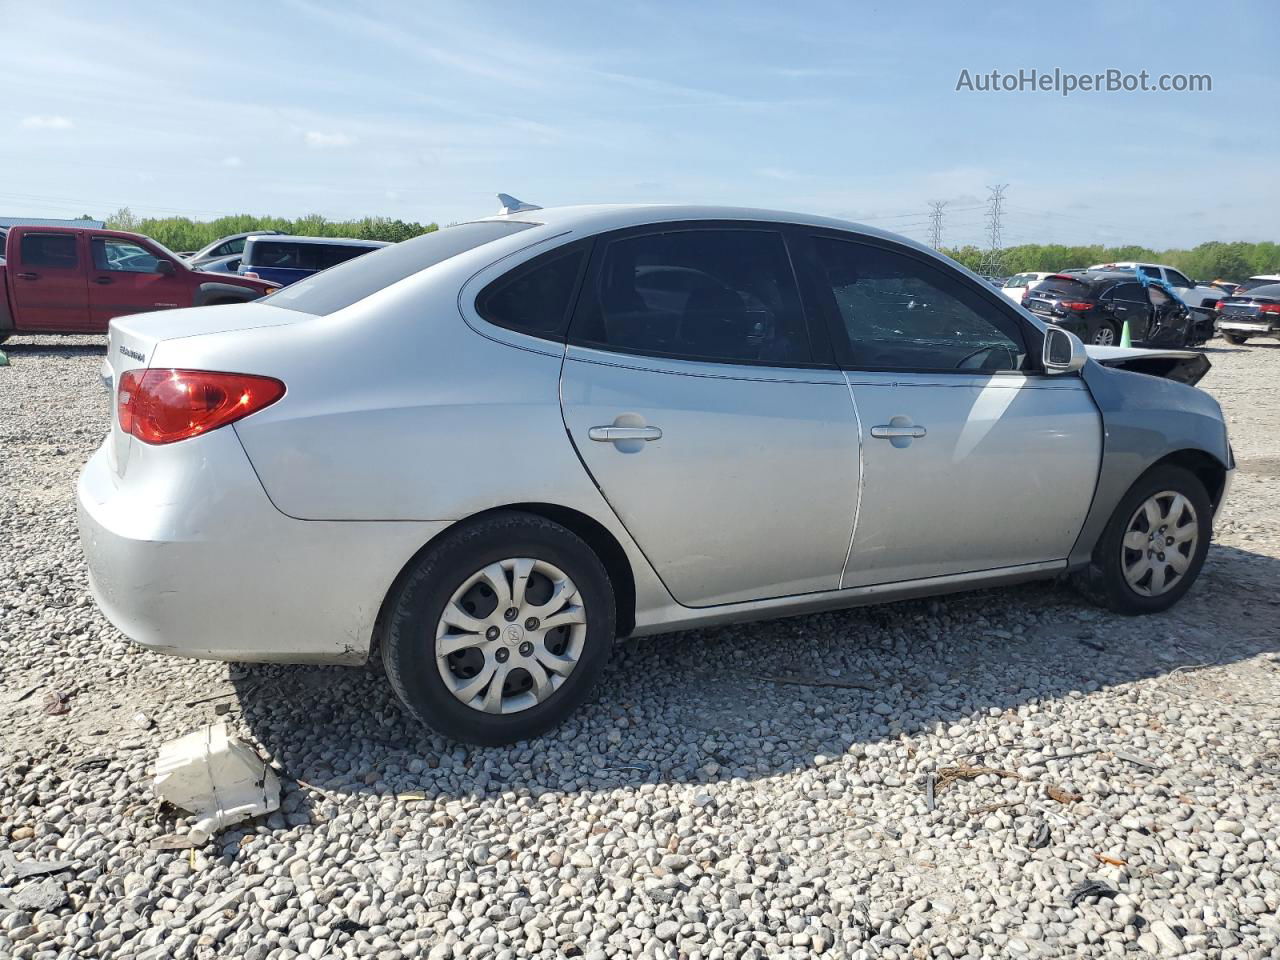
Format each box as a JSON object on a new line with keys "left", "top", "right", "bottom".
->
{"left": 1235, "top": 282, "right": 1280, "bottom": 300}
{"left": 1236, "top": 277, "right": 1280, "bottom": 294}
{"left": 267, "top": 222, "right": 535, "bottom": 315}
{"left": 1033, "top": 276, "right": 1092, "bottom": 299}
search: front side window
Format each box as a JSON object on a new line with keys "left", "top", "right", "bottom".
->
{"left": 1105, "top": 282, "right": 1147, "bottom": 304}
{"left": 92, "top": 238, "right": 161, "bottom": 273}
{"left": 223, "top": 238, "right": 246, "bottom": 255}
{"left": 1165, "top": 269, "right": 1193, "bottom": 288}
{"left": 20, "top": 233, "right": 78, "bottom": 269}
{"left": 810, "top": 236, "right": 1026, "bottom": 372}
{"left": 477, "top": 244, "right": 587, "bottom": 337}
{"left": 572, "top": 229, "right": 811, "bottom": 365}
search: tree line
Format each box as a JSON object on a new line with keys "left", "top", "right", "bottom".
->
{"left": 104, "top": 207, "right": 437, "bottom": 252}
{"left": 99, "top": 206, "right": 1276, "bottom": 281}
{"left": 942, "top": 240, "right": 1279, "bottom": 283}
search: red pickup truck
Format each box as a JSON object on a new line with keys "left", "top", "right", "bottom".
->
{"left": 0, "top": 225, "right": 277, "bottom": 342}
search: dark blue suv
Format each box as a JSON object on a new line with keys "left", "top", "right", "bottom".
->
{"left": 240, "top": 235, "right": 388, "bottom": 287}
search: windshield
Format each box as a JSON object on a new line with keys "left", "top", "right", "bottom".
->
{"left": 1033, "top": 276, "right": 1092, "bottom": 299}
{"left": 267, "top": 221, "right": 535, "bottom": 315}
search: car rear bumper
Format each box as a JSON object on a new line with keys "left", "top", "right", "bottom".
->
{"left": 1217, "top": 320, "right": 1280, "bottom": 339}
{"left": 76, "top": 431, "right": 450, "bottom": 664}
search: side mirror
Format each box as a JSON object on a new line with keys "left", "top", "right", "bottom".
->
{"left": 1043, "top": 326, "right": 1087, "bottom": 374}
{"left": 155, "top": 259, "right": 176, "bottom": 276}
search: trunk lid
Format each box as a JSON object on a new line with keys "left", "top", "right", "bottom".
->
{"left": 106, "top": 303, "right": 308, "bottom": 476}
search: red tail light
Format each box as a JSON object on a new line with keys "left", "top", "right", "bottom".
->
{"left": 1059, "top": 301, "right": 1094, "bottom": 312}
{"left": 118, "top": 369, "right": 285, "bottom": 445}
{"left": 1215, "top": 300, "right": 1226, "bottom": 311}
{"left": 1259, "top": 303, "right": 1280, "bottom": 316}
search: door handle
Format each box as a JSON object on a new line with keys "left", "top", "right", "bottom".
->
{"left": 588, "top": 425, "right": 663, "bottom": 442}
{"left": 871, "top": 425, "right": 927, "bottom": 439}
{"left": 15, "top": 272, "right": 39, "bottom": 280}
{"left": 93, "top": 277, "right": 113, "bottom": 285}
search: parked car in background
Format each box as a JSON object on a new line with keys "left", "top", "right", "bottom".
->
{"left": 0, "top": 225, "right": 276, "bottom": 341}
{"left": 1025, "top": 271, "right": 1198, "bottom": 346}
{"left": 1001, "top": 271, "right": 1053, "bottom": 303}
{"left": 196, "top": 254, "right": 242, "bottom": 275}
{"left": 239, "top": 235, "right": 388, "bottom": 286}
{"left": 1203, "top": 279, "right": 1239, "bottom": 296}
{"left": 184, "top": 230, "right": 283, "bottom": 268}
{"left": 77, "top": 202, "right": 1232, "bottom": 744}
{"left": 1087, "top": 261, "right": 1225, "bottom": 313}
{"left": 1231, "top": 274, "right": 1280, "bottom": 294}
{"left": 1215, "top": 281, "right": 1280, "bottom": 344}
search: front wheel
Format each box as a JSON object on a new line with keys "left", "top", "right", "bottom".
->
{"left": 383, "top": 512, "right": 615, "bottom": 745}
{"left": 1078, "top": 465, "right": 1211, "bottom": 615}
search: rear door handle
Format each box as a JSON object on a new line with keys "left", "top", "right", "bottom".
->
{"left": 588, "top": 426, "right": 663, "bottom": 442}
{"left": 871, "top": 425, "right": 927, "bottom": 439}
{"left": 15, "top": 272, "right": 38, "bottom": 280}
{"left": 93, "top": 276, "right": 113, "bottom": 285}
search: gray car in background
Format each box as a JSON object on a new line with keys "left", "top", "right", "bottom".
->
{"left": 183, "top": 229, "right": 283, "bottom": 268}
{"left": 77, "top": 202, "right": 1233, "bottom": 744}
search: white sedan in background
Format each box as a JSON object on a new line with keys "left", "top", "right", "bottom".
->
{"left": 1001, "top": 272, "right": 1053, "bottom": 302}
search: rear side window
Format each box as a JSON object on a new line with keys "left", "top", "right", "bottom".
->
{"left": 20, "top": 233, "right": 78, "bottom": 268}
{"left": 247, "top": 241, "right": 319, "bottom": 271}
{"left": 809, "top": 236, "right": 1025, "bottom": 372}
{"left": 477, "top": 243, "right": 588, "bottom": 337}
{"left": 571, "top": 229, "right": 812, "bottom": 365}
{"left": 268, "top": 222, "right": 534, "bottom": 315}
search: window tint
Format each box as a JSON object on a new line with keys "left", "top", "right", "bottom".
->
{"left": 1033, "top": 276, "right": 1092, "bottom": 299}
{"left": 1107, "top": 282, "right": 1147, "bottom": 303}
{"left": 20, "top": 234, "right": 78, "bottom": 269}
{"left": 1238, "top": 277, "right": 1280, "bottom": 293}
{"left": 572, "top": 229, "right": 811, "bottom": 365}
{"left": 92, "top": 238, "right": 161, "bottom": 273}
{"left": 1137, "top": 265, "right": 1162, "bottom": 280}
{"left": 810, "top": 236, "right": 1026, "bottom": 372}
{"left": 318, "top": 244, "right": 380, "bottom": 269}
{"left": 1165, "top": 269, "right": 1192, "bottom": 287}
{"left": 477, "top": 245, "right": 587, "bottom": 337}
{"left": 269, "top": 222, "right": 533, "bottom": 315}
{"left": 247, "top": 241, "right": 319, "bottom": 270}
{"left": 224, "top": 238, "right": 246, "bottom": 255}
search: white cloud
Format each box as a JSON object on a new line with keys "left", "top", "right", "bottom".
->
{"left": 21, "top": 114, "right": 73, "bottom": 129}
{"left": 222, "top": 156, "right": 243, "bottom": 168}
{"left": 305, "top": 130, "right": 353, "bottom": 148}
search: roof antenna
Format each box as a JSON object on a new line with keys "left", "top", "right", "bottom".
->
{"left": 497, "top": 193, "right": 542, "bottom": 215}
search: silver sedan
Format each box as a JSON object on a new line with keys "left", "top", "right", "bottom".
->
{"left": 77, "top": 201, "right": 1233, "bottom": 744}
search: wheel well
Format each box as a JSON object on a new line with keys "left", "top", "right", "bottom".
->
{"left": 368, "top": 503, "right": 637, "bottom": 664}
{"left": 1151, "top": 449, "right": 1228, "bottom": 512}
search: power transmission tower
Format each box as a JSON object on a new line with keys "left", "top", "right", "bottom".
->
{"left": 982, "top": 184, "right": 1008, "bottom": 276}
{"left": 927, "top": 201, "right": 947, "bottom": 250}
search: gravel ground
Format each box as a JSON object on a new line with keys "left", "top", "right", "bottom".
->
{"left": 1, "top": 335, "right": 1278, "bottom": 960}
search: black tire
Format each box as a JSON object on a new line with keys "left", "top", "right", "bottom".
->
{"left": 1222, "top": 334, "right": 1247, "bottom": 345}
{"left": 1077, "top": 464, "right": 1212, "bottom": 615}
{"left": 1090, "top": 322, "right": 1119, "bottom": 346}
{"left": 384, "top": 512, "right": 615, "bottom": 745}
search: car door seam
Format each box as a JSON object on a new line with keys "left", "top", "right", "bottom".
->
{"left": 838, "top": 370, "right": 865, "bottom": 590}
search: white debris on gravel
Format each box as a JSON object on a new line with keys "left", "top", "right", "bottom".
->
{"left": 1, "top": 334, "right": 1278, "bottom": 960}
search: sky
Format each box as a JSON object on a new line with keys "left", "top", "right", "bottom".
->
{"left": 1, "top": 0, "right": 1276, "bottom": 250}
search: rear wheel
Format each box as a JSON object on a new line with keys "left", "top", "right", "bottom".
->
{"left": 1222, "top": 333, "right": 1247, "bottom": 345}
{"left": 383, "top": 512, "right": 615, "bottom": 745}
{"left": 1078, "top": 465, "right": 1211, "bottom": 615}
{"left": 1090, "top": 323, "right": 1118, "bottom": 346}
